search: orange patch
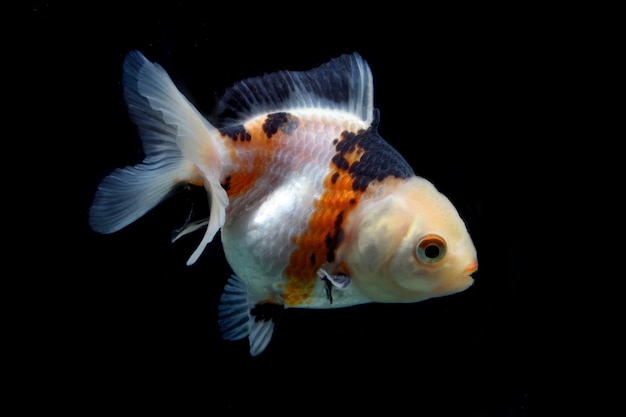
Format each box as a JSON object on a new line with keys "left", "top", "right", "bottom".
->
{"left": 220, "top": 118, "right": 297, "bottom": 198}
{"left": 283, "top": 143, "right": 366, "bottom": 306}
{"left": 222, "top": 170, "right": 264, "bottom": 197}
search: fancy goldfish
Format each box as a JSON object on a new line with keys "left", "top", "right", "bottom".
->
{"left": 89, "top": 51, "right": 478, "bottom": 356}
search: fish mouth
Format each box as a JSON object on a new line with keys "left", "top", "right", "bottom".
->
{"left": 450, "top": 259, "right": 478, "bottom": 294}
{"left": 462, "top": 259, "right": 478, "bottom": 275}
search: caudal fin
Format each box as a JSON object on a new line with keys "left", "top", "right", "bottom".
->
{"left": 89, "top": 51, "right": 228, "bottom": 265}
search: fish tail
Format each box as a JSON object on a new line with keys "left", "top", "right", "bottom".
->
{"left": 89, "top": 51, "right": 229, "bottom": 265}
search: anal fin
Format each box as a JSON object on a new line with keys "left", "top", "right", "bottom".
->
{"left": 218, "top": 275, "right": 284, "bottom": 356}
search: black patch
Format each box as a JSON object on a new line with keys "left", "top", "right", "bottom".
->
{"left": 330, "top": 172, "right": 340, "bottom": 184}
{"left": 331, "top": 154, "right": 350, "bottom": 170}
{"left": 324, "top": 233, "right": 333, "bottom": 250}
{"left": 262, "top": 112, "right": 297, "bottom": 139}
{"left": 334, "top": 211, "right": 344, "bottom": 228}
{"left": 335, "top": 127, "right": 414, "bottom": 192}
{"left": 325, "top": 211, "right": 345, "bottom": 263}
{"left": 310, "top": 253, "right": 316, "bottom": 265}
{"left": 251, "top": 302, "right": 284, "bottom": 323}
{"left": 220, "top": 125, "right": 251, "bottom": 142}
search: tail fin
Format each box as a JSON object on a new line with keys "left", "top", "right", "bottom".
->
{"left": 89, "top": 51, "right": 229, "bottom": 265}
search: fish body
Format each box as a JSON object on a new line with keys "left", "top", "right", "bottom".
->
{"left": 90, "top": 51, "right": 478, "bottom": 355}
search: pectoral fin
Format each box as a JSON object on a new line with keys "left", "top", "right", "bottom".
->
{"left": 317, "top": 268, "right": 351, "bottom": 304}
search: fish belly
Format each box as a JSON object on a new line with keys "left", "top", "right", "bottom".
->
{"left": 220, "top": 169, "right": 321, "bottom": 302}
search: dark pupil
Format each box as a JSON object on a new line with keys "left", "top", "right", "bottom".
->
{"left": 424, "top": 244, "right": 440, "bottom": 259}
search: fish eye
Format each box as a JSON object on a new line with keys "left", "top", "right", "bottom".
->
{"left": 415, "top": 234, "right": 447, "bottom": 264}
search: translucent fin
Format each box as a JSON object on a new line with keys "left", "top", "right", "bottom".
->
{"left": 218, "top": 275, "right": 251, "bottom": 341}
{"left": 317, "top": 267, "right": 351, "bottom": 289}
{"left": 218, "top": 275, "right": 283, "bottom": 356}
{"left": 185, "top": 179, "right": 228, "bottom": 266}
{"left": 89, "top": 160, "right": 188, "bottom": 234}
{"left": 89, "top": 52, "right": 197, "bottom": 234}
{"left": 215, "top": 52, "right": 374, "bottom": 127}
{"left": 172, "top": 218, "right": 209, "bottom": 242}
{"left": 248, "top": 320, "right": 275, "bottom": 357}
{"left": 90, "top": 50, "right": 229, "bottom": 265}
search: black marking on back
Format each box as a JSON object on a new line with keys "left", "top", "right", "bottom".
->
{"left": 331, "top": 153, "right": 350, "bottom": 170}
{"left": 220, "top": 125, "right": 252, "bottom": 142}
{"left": 336, "top": 126, "right": 414, "bottom": 192}
{"left": 263, "top": 112, "right": 298, "bottom": 139}
{"left": 251, "top": 302, "right": 284, "bottom": 323}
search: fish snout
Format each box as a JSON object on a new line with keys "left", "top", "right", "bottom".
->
{"left": 463, "top": 259, "right": 478, "bottom": 275}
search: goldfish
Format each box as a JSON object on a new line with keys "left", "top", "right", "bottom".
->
{"left": 89, "top": 50, "right": 478, "bottom": 356}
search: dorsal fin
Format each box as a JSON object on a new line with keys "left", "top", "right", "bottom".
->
{"left": 214, "top": 52, "right": 374, "bottom": 126}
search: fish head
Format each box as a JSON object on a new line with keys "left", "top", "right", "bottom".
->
{"left": 341, "top": 176, "right": 478, "bottom": 303}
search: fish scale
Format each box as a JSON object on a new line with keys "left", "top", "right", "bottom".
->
{"left": 220, "top": 110, "right": 359, "bottom": 306}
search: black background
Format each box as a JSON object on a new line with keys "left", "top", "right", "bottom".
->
{"left": 23, "top": 2, "right": 559, "bottom": 415}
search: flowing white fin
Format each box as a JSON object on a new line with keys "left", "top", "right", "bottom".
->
{"left": 89, "top": 50, "right": 229, "bottom": 265}
{"left": 172, "top": 218, "right": 209, "bottom": 242}
{"left": 218, "top": 275, "right": 283, "bottom": 356}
